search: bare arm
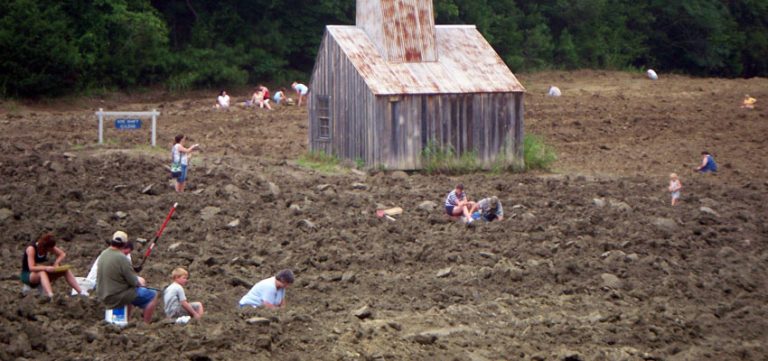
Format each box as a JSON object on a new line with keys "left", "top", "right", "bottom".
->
{"left": 178, "top": 144, "right": 198, "bottom": 153}
{"left": 26, "top": 247, "right": 53, "bottom": 272}
{"left": 50, "top": 246, "right": 66, "bottom": 266}
{"left": 696, "top": 157, "right": 707, "bottom": 170}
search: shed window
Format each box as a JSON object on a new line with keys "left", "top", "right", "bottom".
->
{"left": 317, "top": 95, "right": 330, "bottom": 140}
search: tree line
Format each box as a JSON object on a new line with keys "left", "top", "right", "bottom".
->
{"left": 1, "top": 0, "right": 766, "bottom": 97}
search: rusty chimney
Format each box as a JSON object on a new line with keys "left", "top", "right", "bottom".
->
{"left": 356, "top": 0, "right": 437, "bottom": 63}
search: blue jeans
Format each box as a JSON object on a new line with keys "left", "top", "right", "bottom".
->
{"left": 178, "top": 164, "right": 188, "bottom": 182}
{"left": 131, "top": 287, "right": 157, "bottom": 309}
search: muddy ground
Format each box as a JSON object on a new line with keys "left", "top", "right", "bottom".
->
{"left": 0, "top": 71, "right": 766, "bottom": 361}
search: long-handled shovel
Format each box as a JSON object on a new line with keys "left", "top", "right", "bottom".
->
{"left": 134, "top": 202, "right": 178, "bottom": 273}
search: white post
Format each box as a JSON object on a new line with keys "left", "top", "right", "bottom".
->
{"left": 151, "top": 109, "right": 157, "bottom": 147}
{"left": 98, "top": 108, "right": 104, "bottom": 144}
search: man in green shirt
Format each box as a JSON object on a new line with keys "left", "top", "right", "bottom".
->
{"left": 96, "top": 231, "right": 158, "bottom": 324}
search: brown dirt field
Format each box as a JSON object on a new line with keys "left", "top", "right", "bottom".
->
{"left": 0, "top": 71, "right": 766, "bottom": 361}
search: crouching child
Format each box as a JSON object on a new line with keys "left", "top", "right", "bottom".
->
{"left": 164, "top": 267, "right": 204, "bottom": 320}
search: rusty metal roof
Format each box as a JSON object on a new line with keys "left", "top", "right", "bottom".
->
{"left": 355, "top": 0, "right": 437, "bottom": 62}
{"left": 327, "top": 25, "right": 525, "bottom": 95}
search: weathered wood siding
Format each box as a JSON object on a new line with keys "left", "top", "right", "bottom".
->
{"left": 310, "top": 32, "right": 525, "bottom": 170}
{"left": 376, "top": 92, "right": 523, "bottom": 170}
{"left": 309, "top": 31, "right": 377, "bottom": 162}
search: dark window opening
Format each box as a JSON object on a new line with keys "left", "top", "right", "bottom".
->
{"left": 317, "top": 95, "right": 330, "bottom": 140}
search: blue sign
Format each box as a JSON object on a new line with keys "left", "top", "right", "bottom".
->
{"left": 115, "top": 119, "right": 142, "bottom": 130}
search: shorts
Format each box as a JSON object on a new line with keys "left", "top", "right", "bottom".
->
{"left": 131, "top": 287, "right": 157, "bottom": 309}
{"left": 445, "top": 205, "right": 455, "bottom": 215}
{"left": 178, "top": 164, "right": 188, "bottom": 183}
{"left": 20, "top": 271, "right": 31, "bottom": 285}
{"left": 169, "top": 303, "right": 201, "bottom": 318}
{"left": 671, "top": 191, "right": 680, "bottom": 200}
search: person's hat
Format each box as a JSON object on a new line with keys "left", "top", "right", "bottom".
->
{"left": 112, "top": 230, "right": 128, "bottom": 245}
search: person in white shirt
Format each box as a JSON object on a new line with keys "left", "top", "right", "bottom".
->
{"left": 291, "top": 82, "right": 309, "bottom": 106}
{"left": 215, "top": 90, "right": 230, "bottom": 109}
{"left": 171, "top": 134, "right": 199, "bottom": 193}
{"left": 239, "top": 269, "right": 295, "bottom": 309}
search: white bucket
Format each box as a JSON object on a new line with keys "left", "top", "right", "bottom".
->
{"left": 105, "top": 306, "right": 128, "bottom": 326}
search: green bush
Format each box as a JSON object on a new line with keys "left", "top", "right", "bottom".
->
{"left": 523, "top": 134, "right": 557, "bottom": 171}
{"left": 297, "top": 151, "right": 341, "bottom": 173}
{"left": 421, "top": 140, "right": 482, "bottom": 175}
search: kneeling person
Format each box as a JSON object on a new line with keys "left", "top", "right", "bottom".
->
{"left": 164, "top": 267, "right": 204, "bottom": 320}
{"left": 474, "top": 196, "right": 504, "bottom": 222}
{"left": 239, "top": 269, "right": 294, "bottom": 309}
{"left": 96, "top": 231, "right": 158, "bottom": 324}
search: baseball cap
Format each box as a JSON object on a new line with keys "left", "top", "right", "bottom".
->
{"left": 112, "top": 231, "right": 128, "bottom": 245}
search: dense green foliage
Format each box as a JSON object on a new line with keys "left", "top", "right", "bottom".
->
{"left": 523, "top": 134, "right": 558, "bottom": 171}
{"left": 1, "top": 0, "right": 766, "bottom": 97}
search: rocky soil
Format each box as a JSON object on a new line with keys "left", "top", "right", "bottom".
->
{"left": 0, "top": 71, "right": 766, "bottom": 361}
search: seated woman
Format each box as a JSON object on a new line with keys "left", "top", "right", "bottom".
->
{"left": 250, "top": 89, "right": 272, "bottom": 110}
{"left": 444, "top": 184, "right": 475, "bottom": 224}
{"left": 215, "top": 90, "right": 230, "bottom": 109}
{"left": 21, "top": 233, "right": 83, "bottom": 298}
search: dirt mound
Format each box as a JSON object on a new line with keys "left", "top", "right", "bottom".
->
{"left": 0, "top": 72, "right": 767, "bottom": 360}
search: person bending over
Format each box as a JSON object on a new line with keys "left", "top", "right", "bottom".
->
{"left": 238, "top": 269, "right": 295, "bottom": 309}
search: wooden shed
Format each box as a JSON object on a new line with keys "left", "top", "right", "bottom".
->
{"left": 308, "top": 0, "right": 525, "bottom": 170}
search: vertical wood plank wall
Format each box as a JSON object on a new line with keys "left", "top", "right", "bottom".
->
{"left": 310, "top": 33, "right": 525, "bottom": 170}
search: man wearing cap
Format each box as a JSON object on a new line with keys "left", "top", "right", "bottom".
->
{"left": 96, "top": 231, "right": 159, "bottom": 323}
{"left": 473, "top": 196, "right": 504, "bottom": 222}
{"left": 73, "top": 233, "right": 134, "bottom": 296}
{"left": 238, "top": 269, "right": 295, "bottom": 309}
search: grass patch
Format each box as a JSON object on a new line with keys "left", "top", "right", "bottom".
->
{"left": 523, "top": 134, "right": 557, "bottom": 170}
{"left": 297, "top": 151, "right": 342, "bottom": 173}
{"left": 421, "top": 140, "right": 482, "bottom": 175}
{"left": 134, "top": 143, "right": 167, "bottom": 156}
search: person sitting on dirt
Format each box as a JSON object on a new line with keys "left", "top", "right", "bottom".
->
{"left": 172, "top": 134, "right": 199, "bottom": 193}
{"left": 471, "top": 196, "right": 504, "bottom": 222}
{"left": 20, "top": 233, "right": 85, "bottom": 298}
{"left": 215, "top": 90, "right": 230, "bottom": 109}
{"left": 292, "top": 82, "right": 309, "bottom": 106}
{"left": 96, "top": 231, "right": 158, "bottom": 324}
{"left": 164, "top": 267, "right": 204, "bottom": 320}
{"left": 238, "top": 269, "right": 295, "bottom": 309}
{"left": 669, "top": 173, "right": 682, "bottom": 206}
{"left": 547, "top": 85, "right": 562, "bottom": 97}
{"left": 250, "top": 88, "right": 272, "bottom": 110}
{"left": 445, "top": 183, "right": 475, "bottom": 224}
{"left": 73, "top": 233, "right": 133, "bottom": 296}
{"left": 694, "top": 151, "right": 718, "bottom": 173}
{"left": 647, "top": 69, "right": 658, "bottom": 80}
{"left": 259, "top": 85, "right": 270, "bottom": 101}
{"left": 741, "top": 94, "right": 756, "bottom": 109}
